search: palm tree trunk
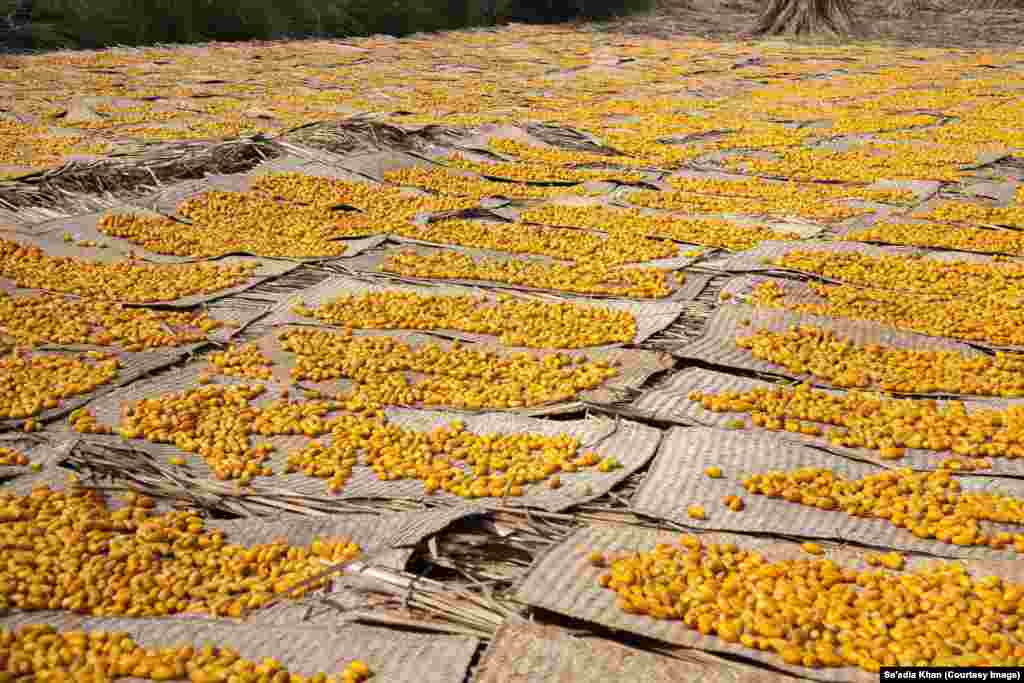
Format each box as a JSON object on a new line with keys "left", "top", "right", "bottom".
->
{"left": 753, "top": 0, "right": 857, "bottom": 36}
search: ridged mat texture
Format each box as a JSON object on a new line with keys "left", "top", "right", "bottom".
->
{"left": 205, "top": 505, "right": 485, "bottom": 626}
{"left": 234, "top": 326, "right": 675, "bottom": 417}
{"left": 0, "top": 225, "right": 304, "bottom": 308}
{"left": 262, "top": 274, "right": 691, "bottom": 349}
{"left": 0, "top": 613, "right": 479, "bottom": 683}
{"left": 834, "top": 218, "right": 1024, "bottom": 258}
{"left": 719, "top": 273, "right": 1024, "bottom": 352}
{"left": 0, "top": 342, "right": 202, "bottom": 430}
{"left": 50, "top": 182, "right": 389, "bottom": 265}
{"left": 709, "top": 239, "right": 924, "bottom": 276}
{"left": 515, "top": 525, "right": 1024, "bottom": 683}
{"left": 632, "top": 366, "right": 1024, "bottom": 477}
{"left": 713, "top": 240, "right": 1022, "bottom": 293}
{"left": 669, "top": 302, "right": 1018, "bottom": 403}
{"left": 0, "top": 478, "right": 482, "bottom": 626}
{"left": 632, "top": 426, "right": 1024, "bottom": 559}
{"left": 342, "top": 241, "right": 713, "bottom": 301}
{"left": 0, "top": 435, "right": 76, "bottom": 487}
{"left": 76, "top": 365, "right": 664, "bottom": 512}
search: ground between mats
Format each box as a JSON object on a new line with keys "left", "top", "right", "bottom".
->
{"left": 472, "top": 621, "right": 808, "bottom": 683}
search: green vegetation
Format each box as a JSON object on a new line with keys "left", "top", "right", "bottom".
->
{"left": 1, "top": 0, "right": 656, "bottom": 51}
